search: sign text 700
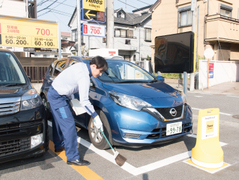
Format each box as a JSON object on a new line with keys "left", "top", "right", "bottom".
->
{"left": 36, "top": 28, "right": 52, "bottom": 36}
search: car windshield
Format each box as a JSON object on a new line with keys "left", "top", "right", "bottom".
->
{"left": 0, "top": 52, "right": 26, "bottom": 86}
{"left": 98, "top": 60, "right": 155, "bottom": 83}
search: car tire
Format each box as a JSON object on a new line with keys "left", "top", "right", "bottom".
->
{"left": 88, "top": 110, "right": 112, "bottom": 150}
{"left": 41, "top": 94, "right": 52, "bottom": 120}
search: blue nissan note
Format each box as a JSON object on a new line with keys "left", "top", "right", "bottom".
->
{"left": 40, "top": 56, "right": 192, "bottom": 149}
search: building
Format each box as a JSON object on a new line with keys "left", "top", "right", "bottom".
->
{"left": 150, "top": 0, "right": 239, "bottom": 69}
{"left": 68, "top": 5, "right": 153, "bottom": 61}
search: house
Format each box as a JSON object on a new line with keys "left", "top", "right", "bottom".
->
{"left": 68, "top": 5, "right": 153, "bottom": 61}
{"left": 150, "top": 0, "right": 239, "bottom": 68}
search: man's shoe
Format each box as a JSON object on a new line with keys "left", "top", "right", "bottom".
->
{"left": 67, "top": 159, "right": 90, "bottom": 166}
{"left": 55, "top": 147, "right": 64, "bottom": 152}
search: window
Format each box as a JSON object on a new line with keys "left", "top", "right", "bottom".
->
{"left": 127, "top": 30, "right": 133, "bottom": 38}
{"left": 72, "top": 30, "right": 78, "bottom": 41}
{"left": 145, "top": 28, "right": 151, "bottom": 42}
{"left": 102, "top": 37, "right": 106, "bottom": 43}
{"left": 220, "top": 4, "right": 232, "bottom": 17}
{"left": 115, "top": 29, "right": 134, "bottom": 38}
{"left": 178, "top": 6, "right": 192, "bottom": 27}
{"left": 125, "top": 39, "right": 131, "bottom": 45}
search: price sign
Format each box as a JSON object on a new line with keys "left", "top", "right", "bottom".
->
{"left": 0, "top": 16, "right": 58, "bottom": 49}
{"left": 82, "top": 23, "right": 105, "bottom": 37}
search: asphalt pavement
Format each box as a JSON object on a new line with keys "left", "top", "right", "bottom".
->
{"left": 1, "top": 80, "right": 238, "bottom": 180}
{"left": 164, "top": 79, "right": 239, "bottom": 96}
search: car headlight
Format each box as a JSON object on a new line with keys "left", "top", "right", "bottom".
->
{"left": 21, "top": 89, "right": 43, "bottom": 111}
{"left": 31, "top": 133, "right": 43, "bottom": 148}
{"left": 109, "top": 91, "right": 152, "bottom": 111}
{"left": 181, "top": 91, "right": 187, "bottom": 103}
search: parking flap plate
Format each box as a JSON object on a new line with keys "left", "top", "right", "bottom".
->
{"left": 166, "top": 122, "right": 182, "bottom": 136}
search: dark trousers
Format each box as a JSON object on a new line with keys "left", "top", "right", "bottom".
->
{"left": 48, "top": 86, "right": 79, "bottom": 161}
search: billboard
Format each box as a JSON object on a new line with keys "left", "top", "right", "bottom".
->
{"left": 81, "top": 0, "right": 105, "bottom": 22}
{"left": 0, "top": 15, "right": 58, "bottom": 49}
{"left": 155, "top": 31, "right": 195, "bottom": 73}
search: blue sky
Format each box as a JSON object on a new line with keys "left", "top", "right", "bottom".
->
{"left": 37, "top": 0, "right": 157, "bottom": 32}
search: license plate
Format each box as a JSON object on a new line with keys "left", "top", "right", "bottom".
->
{"left": 166, "top": 122, "right": 182, "bottom": 136}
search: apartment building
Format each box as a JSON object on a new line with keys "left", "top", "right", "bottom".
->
{"left": 150, "top": 0, "right": 239, "bottom": 68}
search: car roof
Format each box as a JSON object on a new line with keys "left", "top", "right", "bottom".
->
{"left": 0, "top": 48, "right": 12, "bottom": 53}
{"left": 51, "top": 56, "right": 131, "bottom": 65}
{"left": 70, "top": 56, "right": 129, "bottom": 63}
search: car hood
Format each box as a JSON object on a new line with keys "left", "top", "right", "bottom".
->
{"left": 102, "top": 81, "right": 179, "bottom": 98}
{"left": 0, "top": 84, "right": 31, "bottom": 98}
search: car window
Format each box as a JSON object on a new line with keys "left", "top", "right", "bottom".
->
{"left": 99, "top": 61, "right": 154, "bottom": 83}
{"left": 48, "top": 62, "right": 54, "bottom": 76}
{"left": 68, "top": 59, "right": 79, "bottom": 67}
{"left": 53, "top": 59, "right": 67, "bottom": 77}
{"left": 0, "top": 52, "right": 26, "bottom": 85}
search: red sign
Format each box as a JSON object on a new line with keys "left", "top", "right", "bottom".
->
{"left": 82, "top": 23, "right": 105, "bottom": 37}
{"left": 209, "top": 63, "right": 214, "bottom": 71}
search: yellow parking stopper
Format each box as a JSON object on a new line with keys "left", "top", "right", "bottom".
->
{"left": 191, "top": 108, "right": 224, "bottom": 168}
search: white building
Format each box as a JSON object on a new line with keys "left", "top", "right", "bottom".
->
{"left": 68, "top": 5, "right": 153, "bottom": 61}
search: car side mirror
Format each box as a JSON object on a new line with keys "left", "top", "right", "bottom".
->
{"left": 28, "top": 76, "right": 31, "bottom": 82}
{"left": 156, "top": 76, "right": 165, "bottom": 82}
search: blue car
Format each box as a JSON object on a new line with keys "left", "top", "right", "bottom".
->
{"left": 40, "top": 56, "right": 192, "bottom": 149}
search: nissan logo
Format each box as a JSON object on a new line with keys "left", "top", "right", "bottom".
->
{"left": 169, "top": 108, "right": 177, "bottom": 117}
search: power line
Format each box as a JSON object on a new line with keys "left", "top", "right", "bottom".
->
{"left": 40, "top": 0, "right": 75, "bottom": 8}
{"left": 117, "top": 0, "right": 137, "bottom": 10}
{"left": 136, "top": 0, "right": 151, "bottom": 6}
{"left": 38, "top": 8, "right": 71, "bottom": 17}
{"left": 37, "top": 0, "right": 58, "bottom": 13}
{"left": 37, "top": 0, "right": 73, "bottom": 17}
{"left": 37, "top": 0, "right": 48, "bottom": 6}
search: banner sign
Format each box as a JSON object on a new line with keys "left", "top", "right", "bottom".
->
{"left": 82, "top": 23, "right": 105, "bottom": 37}
{"left": 0, "top": 16, "right": 58, "bottom": 49}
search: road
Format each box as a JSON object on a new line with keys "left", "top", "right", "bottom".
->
{"left": 0, "top": 91, "right": 238, "bottom": 180}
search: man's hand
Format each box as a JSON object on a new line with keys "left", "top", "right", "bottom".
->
{"left": 94, "top": 115, "right": 103, "bottom": 132}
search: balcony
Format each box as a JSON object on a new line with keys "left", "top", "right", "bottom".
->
{"left": 205, "top": 14, "right": 239, "bottom": 43}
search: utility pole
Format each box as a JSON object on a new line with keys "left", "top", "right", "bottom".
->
{"left": 189, "top": 0, "right": 197, "bottom": 91}
{"left": 107, "top": 0, "right": 114, "bottom": 48}
{"left": 77, "top": 0, "right": 81, "bottom": 56}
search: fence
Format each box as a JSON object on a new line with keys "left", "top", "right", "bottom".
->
{"left": 198, "top": 60, "right": 239, "bottom": 89}
{"left": 23, "top": 66, "right": 48, "bottom": 83}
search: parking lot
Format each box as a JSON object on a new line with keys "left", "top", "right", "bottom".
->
{"left": 0, "top": 83, "right": 239, "bottom": 180}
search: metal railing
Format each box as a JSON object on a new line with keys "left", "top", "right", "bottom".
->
{"left": 23, "top": 66, "right": 48, "bottom": 83}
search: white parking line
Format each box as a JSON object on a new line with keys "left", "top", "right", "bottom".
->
{"left": 48, "top": 121, "right": 228, "bottom": 176}
{"left": 192, "top": 107, "right": 232, "bottom": 116}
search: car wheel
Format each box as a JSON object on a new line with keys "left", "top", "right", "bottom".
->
{"left": 41, "top": 94, "right": 52, "bottom": 120}
{"left": 88, "top": 110, "right": 112, "bottom": 150}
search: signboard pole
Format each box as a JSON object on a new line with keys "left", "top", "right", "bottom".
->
{"left": 58, "top": 21, "right": 61, "bottom": 58}
{"left": 77, "top": 0, "right": 81, "bottom": 56}
{"left": 183, "top": 71, "right": 187, "bottom": 96}
{"left": 207, "top": 58, "right": 209, "bottom": 89}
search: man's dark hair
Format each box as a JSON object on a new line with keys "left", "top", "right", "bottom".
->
{"left": 90, "top": 56, "right": 108, "bottom": 72}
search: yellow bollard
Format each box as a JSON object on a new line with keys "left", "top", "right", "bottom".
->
{"left": 191, "top": 108, "right": 224, "bottom": 168}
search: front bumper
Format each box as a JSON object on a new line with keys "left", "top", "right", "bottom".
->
{"left": 0, "top": 106, "right": 49, "bottom": 163}
{"left": 104, "top": 103, "right": 193, "bottom": 146}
